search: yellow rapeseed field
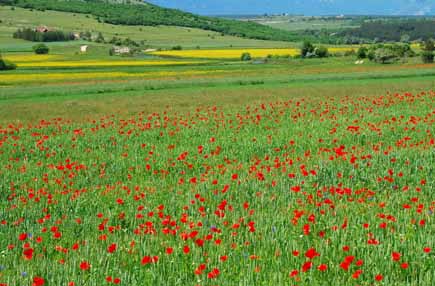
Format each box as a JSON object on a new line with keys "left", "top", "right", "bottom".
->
{"left": 16, "top": 60, "right": 205, "bottom": 68}
{"left": 150, "top": 47, "right": 356, "bottom": 59}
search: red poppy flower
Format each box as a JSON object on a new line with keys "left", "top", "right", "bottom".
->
{"left": 23, "top": 248, "right": 34, "bottom": 260}
{"left": 141, "top": 255, "right": 158, "bottom": 265}
{"left": 340, "top": 262, "right": 350, "bottom": 271}
{"left": 194, "top": 264, "right": 206, "bottom": 275}
{"left": 107, "top": 243, "right": 117, "bottom": 253}
{"left": 352, "top": 269, "right": 363, "bottom": 279}
{"left": 165, "top": 247, "right": 173, "bottom": 255}
{"left": 141, "top": 256, "right": 151, "bottom": 265}
{"left": 32, "top": 276, "right": 45, "bottom": 286}
{"left": 289, "top": 270, "right": 299, "bottom": 277}
{"left": 317, "top": 264, "right": 328, "bottom": 271}
{"left": 183, "top": 246, "right": 190, "bottom": 254}
{"left": 392, "top": 252, "right": 401, "bottom": 261}
{"left": 305, "top": 248, "right": 320, "bottom": 259}
{"left": 80, "top": 261, "right": 91, "bottom": 271}
{"left": 375, "top": 274, "right": 383, "bottom": 281}
{"left": 302, "top": 261, "right": 313, "bottom": 272}
{"left": 207, "top": 268, "right": 220, "bottom": 279}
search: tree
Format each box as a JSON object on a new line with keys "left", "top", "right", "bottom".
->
{"left": 421, "top": 39, "right": 434, "bottom": 63}
{"left": 171, "top": 45, "right": 183, "bottom": 51}
{"left": 423, "top": 39, "right": 435, "bottom": 52}
{"left": 314, "top": 46, "right": 329, "bottom": 58}
{"left": 400, "top": 34, "right": 410, "bottom": 43}
{"left": 33, "top": 43, "right": 50, "bottom": 54}
{"left": 0, "top": 51, "right": 17, "bottom": 71}
{"left": 421, "top": 51, "right": 434, "bottom": 64}
{"left": 241, "top": 52, "right": 252, "bottom": 61}
{"left": 356, "top": 47, "right": 368, "bottom": 59}
{"left": 374, "top": 48, "right": 398, "bottom": 64}
{"left": 95, "top": 32, "right": 105, "bottom": 43}
{"left": 301, "top": 41, "right": 314, "bottom": 58}
{"left": 83, "top": 31, "right": 92, "bottom": 41}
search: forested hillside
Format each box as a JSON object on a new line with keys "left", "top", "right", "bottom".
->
{"left": 0, "top": 0, "right": 300, "bottom": 42}
{"left": 340, "top": 20, "right": 435, "bottom": 42}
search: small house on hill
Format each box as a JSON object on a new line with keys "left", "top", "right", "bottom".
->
{"left": 113, "top": 46, "right": 131, "bottom": 55}
{"left": 144, "top": 48, "right": 157, "bottom": 53}
{"left": 36, "top": 26, "right": 50, "bottom": 33}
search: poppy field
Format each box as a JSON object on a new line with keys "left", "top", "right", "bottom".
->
{"left": 1, "top": 88, "right": 434, "bottom": 286}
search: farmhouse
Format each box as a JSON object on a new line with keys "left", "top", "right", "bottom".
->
{"left": 36, "top": 26, "right": 51, "bottom": 33}
{"left": 113, "top": 46, "right": 131, "bottom": 54}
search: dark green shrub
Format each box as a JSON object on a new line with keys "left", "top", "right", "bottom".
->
{"left": 421, "top": 51, "right": 434, "bottom": 63}
{"left": 374, "top": 48, "right": 398, "bottom": 64}
{"left": 33, "top": 43, "right": 50, "bottom": 54}
{"left": 0, "top": 51, "right": 17, "bottom": 71}
{"left": 95, "top": 32, "right": 105, "bottom": 43}
{"left": 301, "top": 41, "right": 314, "bottom": 58}
{"left": 0, "top": 58, "right": 17, "bottom": 70}
{"left": 356, "top": 47, "right": 368, "bottom": 59}
{"left": 423, "top": 39, "right": 435, "bottom": 52}
{"left": 421, "top": 39, "right": 434, "bottom": 63}
{"left": 314, "top": 46, "right": 329, "bottom": 58}
{"left": 367, "top": 50, "right": 376, "bottom": 61}
{"left": 241, "top": 52, "right": 252, "bottom": 61}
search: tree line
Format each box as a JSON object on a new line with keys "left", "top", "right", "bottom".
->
{"left": 13, "top": 28, "right": 75, "bottom": 42}
{"left": 340, "top": 20, "right": 435, "bottom": 42}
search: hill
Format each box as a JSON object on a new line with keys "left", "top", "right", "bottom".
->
{"left": 0, "top": 0, "right": 300, "bottom": 42}
{"left": 0, "top": 6, "right": 293, "bottom": 52}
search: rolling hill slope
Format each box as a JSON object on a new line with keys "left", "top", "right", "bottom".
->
{"left": 0, "top": 0, "right": 300, "bottom": 42}
{"left": 0, "top": 6, "right": 293, "bottom": 52}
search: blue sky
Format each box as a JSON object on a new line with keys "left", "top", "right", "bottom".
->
{"left": 147, "top": 0, "right": 435, "bottom": 15}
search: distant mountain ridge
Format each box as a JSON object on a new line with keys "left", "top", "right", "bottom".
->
{"left": 0, "top": 0, "right": 300, "bottom": 42}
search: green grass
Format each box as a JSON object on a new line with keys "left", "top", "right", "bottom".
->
{"left": 2, "top": 58, "right": 435, "bottom": 123}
